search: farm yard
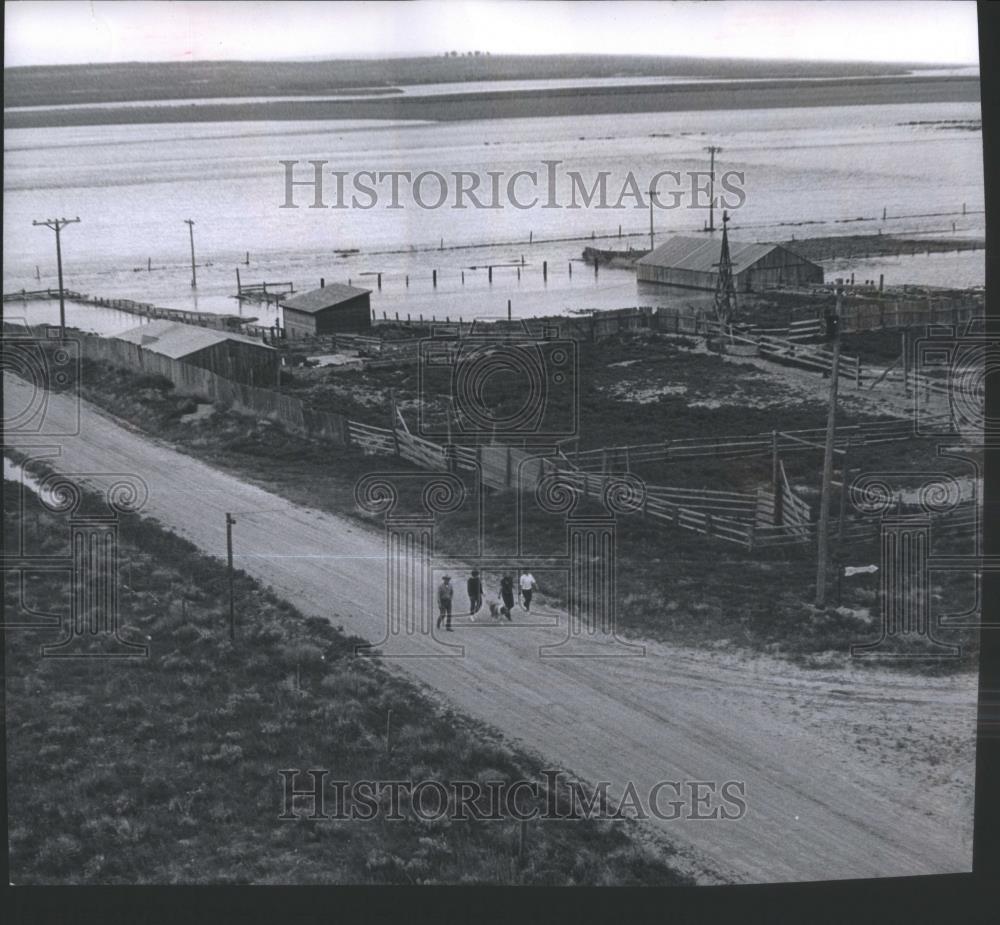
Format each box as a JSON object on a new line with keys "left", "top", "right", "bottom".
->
{"left": 60, "top": 315, "right": 983, "bottom": 671}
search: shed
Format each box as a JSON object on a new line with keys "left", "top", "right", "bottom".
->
{"left": 636, "top": 236, "right": 823, "bottom": 291}
{"left": 115, "top": 319, "right": 279, "bottom": 386}
{"left": 280, "top": 282, "right": 372, "bottom": 337}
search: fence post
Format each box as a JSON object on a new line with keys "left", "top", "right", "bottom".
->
{"left": 389, "top": 392, "right": 401, "bottom": 457}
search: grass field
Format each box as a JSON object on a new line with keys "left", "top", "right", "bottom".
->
{"left": 3, "top": 475, "right": 693, "bottom": 885}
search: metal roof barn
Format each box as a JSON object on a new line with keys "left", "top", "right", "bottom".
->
{"left": 115, "top": 319, "right": 279, "bottom": 386}
{"left": 636, "top": 236, "right": 823, "bottom": 292}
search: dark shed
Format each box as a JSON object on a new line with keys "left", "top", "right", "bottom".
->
{"left": 280, "top": 283, "right": 372, "bottom": 337}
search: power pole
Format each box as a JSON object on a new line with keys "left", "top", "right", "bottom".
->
{"left": 704, "top": 145, "right": 722, "bottom": 233}
{"left": 31, "top": 217, "right": 80, "bottom": 338}
{"left": 184, "top": 219, "right": 197, "bottom": 288}
{"left": 815, "top": 284, "right": 843, "bottom": 607}
{"left": 648, "top": 185, "right": 655, "bottom": 251}
{"left": 225, "top": 513, "right": 236, "bottom": 640}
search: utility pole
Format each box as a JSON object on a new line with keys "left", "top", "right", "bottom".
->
{"left": 648, "top": 184, "right": 656, "bottom": 251}
{"left": 225, "top": 513, "right": 236, "bottom": 640}
{"left": 184, "top": 219, "right": 197, "bottom": 288}
{"left": 704, "top": 146, "right": 722, "bottom": 233}
{"left": 31, "top": 217, "right": 80, "bottom": 338}
{"left": 815, "top": 284, "right": 843, "bottom": 607}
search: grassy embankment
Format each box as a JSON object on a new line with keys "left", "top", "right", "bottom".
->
{"left": 3, "top": 474, "right": 690, "bottom": 885}
{"left": 4, "top": 55, "right": 920, "bottom": 108}
{"left": 66, "top": 327, "right": 980, "bottom": 671}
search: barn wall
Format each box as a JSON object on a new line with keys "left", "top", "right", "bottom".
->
{"left": 282, "top": 307, "right": 318, "bottom": 339}
{"left": 315, "top": 295, "right": 372, "bottom": 334}
{"left": 638, "top": 245, "right": 823, "bottom": 292}
{"left": 181, "top": 340, "right": 279, "bottom": 387}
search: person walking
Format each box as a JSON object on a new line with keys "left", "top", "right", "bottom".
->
{"left": 436, "top": 575, "right": 454, "bottom": 631}
{"left": 467, "top": 569, "right": 483, "bottom": 620}
{"left": 499, "top": 573, "right": 515, "bottom": 622}
{"left": 519, "top": 569, "right": 537, "bottom": 612}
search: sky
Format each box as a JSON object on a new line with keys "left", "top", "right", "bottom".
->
{"left": 3, "top": 0, "right": 981, "bottom": 68}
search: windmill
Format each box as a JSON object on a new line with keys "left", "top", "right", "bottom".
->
{"left": 713, "top": 210, "right": 737, "bottom": 326}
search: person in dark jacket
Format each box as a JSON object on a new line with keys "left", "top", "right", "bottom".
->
{"left": 467, "top": 570, "right": 483, "bottom": 619}
{"left": 499, "top": 574, "right": 515, "bottom": 622}
{"left": 436, "top": 576, "right": 454, "bottom": 631}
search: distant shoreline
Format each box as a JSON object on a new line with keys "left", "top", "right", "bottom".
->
{"left": 3, "top": 74, "right": 980, "bottom": 130}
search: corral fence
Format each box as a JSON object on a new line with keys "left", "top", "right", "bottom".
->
{"left": 564, "top": 417, "right": 949, "bottom": 472}
{"left": 20, "top": 326, "right": 970, "bottom": 552}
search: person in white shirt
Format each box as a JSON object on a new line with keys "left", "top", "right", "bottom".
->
{"left": 518, "top": 569, "right": 537, "bottom": 612}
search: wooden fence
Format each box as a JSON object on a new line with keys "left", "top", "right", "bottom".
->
{"left": 75, "top": 330, "right": 352, "bottom": 446}
{"left": 57, "top": 326, "right": 972, "bottom": 552}
{"left": 566, "top": 416, "right": 945, "bottom": 472}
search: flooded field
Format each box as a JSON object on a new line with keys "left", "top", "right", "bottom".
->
{"left": 4, "top": 98, "right": 984, "bottom": 333}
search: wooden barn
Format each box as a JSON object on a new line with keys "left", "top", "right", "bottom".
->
{"left": 115, "top": 319, "right": 279, "bottom": 386}
{"left": 280, "top": 281, "right": 372, "bottom": 337}
{"left": 636, "top": 236, "right": 823, "bottom": 292}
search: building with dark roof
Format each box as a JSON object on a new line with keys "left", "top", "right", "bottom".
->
{"left": 280, "top": 282, "right": 372, "bottom": 337}
{"left": 636, "top": 236, "right": 823, "bottom": 292}
{"left": 115, "top": 319, "right": 279, "bottom": 386}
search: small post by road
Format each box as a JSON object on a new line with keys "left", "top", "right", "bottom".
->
{"left": 32, "top": 216, "right": 80, "bottom": 338}
{"left": 815, "top": 283, "right": 843, "bottom": 607}
{"left": 184, "top": 219, "right": 197, "bottom": 288}
{"left": 226, "top": 512, "right": 236, "bottom": 640}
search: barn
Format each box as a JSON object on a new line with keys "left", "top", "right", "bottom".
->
{"left": 280, "top": 282, "right": 372, "bottom": 337}
{"left": 115, "top": 319, "right": 279, "bottom": 386}
{"left": 636, "top": 236, "right": 823, "bottom": 292}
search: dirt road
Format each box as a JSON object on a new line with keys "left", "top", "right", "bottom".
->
{"left": 5, "top": 373, "right": 977, "bottom": 884}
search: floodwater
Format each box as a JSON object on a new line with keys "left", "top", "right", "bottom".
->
{"left": 3, "top": 98, "right": 984, "bottom": 335}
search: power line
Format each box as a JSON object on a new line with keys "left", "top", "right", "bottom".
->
{"left": 31, "top": 216, "right": 80, "bottom": 338}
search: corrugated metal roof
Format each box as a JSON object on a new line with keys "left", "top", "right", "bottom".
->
{"left": 636, "top": 236, "right": 795, "bottom": 273}
{"left": 281, "top": 283, "right": 371, "bottom": 314}
{"left": 115, "top": 319, "right": 272, "bottom": 359}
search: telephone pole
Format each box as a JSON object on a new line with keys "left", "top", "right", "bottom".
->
{"left": 225, "top": 513, "right": 236, "bottom": 640}
{"left": 704, "top": 146, "right": 722, "bottom": 233}
{"left": 184, "top": 219, "right": 197, "bottom": 288}
{"left": 815, "top": 284, "right": 844, "bottom": 607}
{"left": 648, "top": 184, "right": 656, "bottom": 251}
{"left": 31, "top": 217, "right": 80, "bottom": 338}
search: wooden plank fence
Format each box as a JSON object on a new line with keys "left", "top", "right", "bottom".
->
{"left": 567, "top": 416, "right": 946, "bottom": 472}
